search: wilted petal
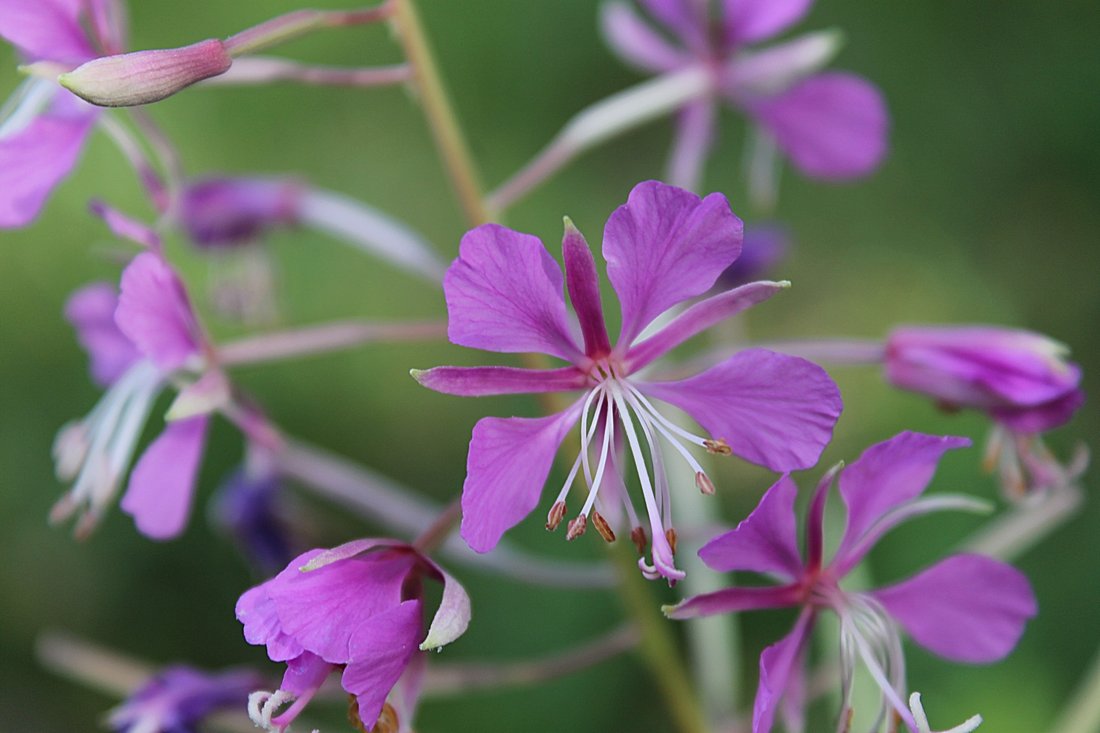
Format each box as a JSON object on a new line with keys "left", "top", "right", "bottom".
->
{"left": 0, "top": 0, "right": 95, "bottom": 62}
{"left": 747, "top": 72, "right": 888, "bottom": 180}
{"left": 641, "top": 348, "right": 841, "bottom": 471}
{"left": 664, "top": 582, "right": 802, "bottom": 619}
{"left": 341, "top": 600, "right": 423, "bottom": 729}
{"left": 116, "top": 252, "right": 202, "bottom": 371}
{"left": 752, "top": 609, "right": 815, "bottom": 733}
{"left": 413, "top": 365, "right": 588, "bottom": 397}
{"left": 120, "top": 415, "right": 209, "bottom": 540}
{"left": 603, "top": 181, "right": 743, "bottom": 345}
{"left": 420, "top": 565, "right": 472, "bottom": 650}
{"left": 64, "top": 283, "right": 140, "bottom": 387}
{"left": 460, "top": 400, "right": 585, "bottom": 553}
{"left": 601, "top": 1, "right": 690, "bottom": 74}
{"left": 0, "top": 112, "right": 95, "bottom": 228}
{"left": 445, "top": 224, "right": 582, "bottom": 362}
{"left": 698, "top": 475, "right": 804, "bottom": 580}
{"left": 873, "top": 554, "right": 1037, "bottom": 663}
{"left": 722, "top": 0, "right": 814, "bottom": 46}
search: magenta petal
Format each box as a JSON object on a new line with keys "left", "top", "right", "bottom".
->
{"left": 992, "top": 388, "right": 1086, "bottom": 434}
{"left": 236, "top": 584, "right": 306, "bottom": 662}
{"left": 341, "top": 599, "right": 423, "bottom": 729}
{"left": 600, "top": 1, "right": 690, "bottom": 74}
{"left": 121, "top": 415, "right": 210, "bottom": 540}
{"left": 748, "top": 72, "right": 888, "bottom": 180}
{"left": 0, "top": 112, "right": 95, "bottom": 228}
{"left": 873, "top": 554, "right": 1037, "bottom": 663}
{"left": 0, "top": 0, "right": 95, "bottom": 62}
{"left": 116, "top": 252, "right": 202, "bottom": 372}
{"left": 641, "top": 349, "right": 841, "bottom": 471}
{"left": 562, "top": 220, "right": 612, "bottom": 358}
{"left": 445, "top": 224, "right": 582, "bottom": 362}
{"left": 604, "top": 181, "right": 744, "bottom": 345}
{"left": 665, "top": 582, "right": 802, "bottom": 619}
{"left": 414, "top": 365, "right": 588, "bottom": 397}
{"left": 723, "top": 0, "right": 814, "bottom": 45}
{"left": 279, "top": 652, "right": 332, "bottom": 697}
{"left": 752, "top": 609, "right": 815, "bottom": 733}
{"left": 460, "top": 400, "right": 585, "bottom": 553}
{"left": 64, "top": 283, "right": 140, "bottom": 387}
{"left": 90, "top": 200, "right": 162, "bottom": 249}
{"left": 834, "top": 432, "right": 970, "bottom": 571}
{"left": 698, "top": 475, "right": 804, "bottom": 580}
{"left": 626, "top": 280, "right": 787, "bottom": 371}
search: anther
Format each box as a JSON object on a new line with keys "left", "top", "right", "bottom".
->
{"left": 545, "top": 501, "right": 567, "bottom": 531}
{"left": 665, "top": 527, "right": 678, "bottom": 555}
{"left": 695, "top": 471, "right": 716, "bottom": 495}
{"left": 566, "top": 515, "right": 587, "bottom": 540}
{"left": 630, "top": 526, "right": 648, "bottom": 555}
{"left": 703, "top": 438, "right": 732, "bottom": 456}
{"left": 591, "top": 511, "right": 616, "bottom": 543}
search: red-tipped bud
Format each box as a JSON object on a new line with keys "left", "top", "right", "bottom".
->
{"left": 566, "top": 515, "right": 587, "bottom": 541}
{"left": 630, "top": 526, "right": 648, "bottom": 556}
{"left": 590, "top": 511, "right": 616, "bottom": 543}
{"left": 545, "top": 501, "right": 567, "bottom": 531}
{"left": 695, "top": 471, "right": 716, "bottom": 495}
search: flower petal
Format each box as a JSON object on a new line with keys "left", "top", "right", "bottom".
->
{"left": 603, "top": 181, "right": 743, "bottom": 345}
{"left": 747, "top": 72, "right": 888, "bottom": 180}
{"left": 641, "top": 348, "right": 841, "bottom": 471}
{"left": 0, "top": 111, "right": 95, "bottom": 228}
{"left": 413, "top": 365, "right": 588, "bottom": 397}
{"left": 722, "top": 0, "right": 814, "bottom": 46}
{"left": 600, "top": 1, "right": 690, "bottom": 74}
{"left": 562, "top": 218, "right": 612, "bottom": 358}
{"left": 991, "top": 387, "right": 1086, "bottom": 434}
{"left": 120, "top": 415, "right": 209, "bottom": 540}
{"left": 0, "top": 0, "right": 94, "bottom": 62}
{"left": 116, "top": 252, "right": 202, "bottom": 372}
{"left": 698, "top": 475, "right": 804, "bottom": 580}
{"left": 341, "top": 599, "right": 423, "bottom": 729}
{"left": 419, "top": 564, "right": 472, "bottom": 650}
{"left": 873, "top": 554, "right": 1037, "bottom": 663}
{"left": 664, "top": 582, "right": 802, "bottom": 619}
{"left": 752, "top": 609, "right": 816, "bottom": 733}
{"left": 64, "top": 282, "right": 140, "bottom": 387}
{"left": 279, "top": 652, "right": 332, "bottom": 697}
{"left": 460, "top": 400, "right": 585, "bottom": 553}
{"left": 444, "top": 223, "right": 582, "bottom": 362}
{"left": 90, "top": 200, "right": 162, "bottom": 248}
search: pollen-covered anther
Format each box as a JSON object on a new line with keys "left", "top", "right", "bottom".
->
{"left": 703, "top": 438, "right": 732, "bottom": 456}
{"left": 591, "top": 511, "right": 616, "bottom": 543}
{"left": 545, "top": 500, "right": 567, "bottom": 531}
{"left": 695, "top": 471, "right": 716, "bottom": 495}
{"left": 631, "top": 526, "right": 648, "bottom": 555}
{"left": 665, "top": 528, "right": 679, "bottom": 555}
{"left": 566, "top": 515, "right": 587, "bottom": 541}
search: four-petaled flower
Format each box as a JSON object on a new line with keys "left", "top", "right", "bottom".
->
{"left": 665, "top": 432, "right": 1036, "bottom": 733}
{"left": 416, "top": 181, "right": 841, "bottom": 583}
{"left": 235, "top": 538, "right": 471, "bottom": 733}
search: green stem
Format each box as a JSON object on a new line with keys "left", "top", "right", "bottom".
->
{"left": 1051, "top": 643, "right": 1100, "bottom": 733}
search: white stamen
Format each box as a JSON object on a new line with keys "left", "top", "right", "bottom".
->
{"left": 909, "top": 692, "right": 983, "bottom": 733}
{"left": 622, "top": 385, "right": 709, "bottom": 481}
{"left": 579, "top": 398, "right": 615, "bottom": 518}
{"left": 578, "top": 387, "right": 606, "bottom": 488}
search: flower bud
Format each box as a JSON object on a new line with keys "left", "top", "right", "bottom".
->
{"left": 59, "top": 39, "right": 232, "bottom": 107}
{"left": 179, "top": 176, "right": 304, "bottom": 248}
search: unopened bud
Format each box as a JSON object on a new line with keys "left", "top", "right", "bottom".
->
{"left": 665, "top": 527, "right": 679, "bottom": 555}
{"left": 545, "top": 500, "right": 567, "bottom": 531}
{"left": 703, "top": 438, "right": 732, "bottom": 455}
{"left": 590, "top": 511, "right": 616, "bottom": 543}
{"left": 566, "top": 515, "right": 587, "bottom": 541}
{"left": 630, "top": 526, "right": 647, "bottom": 555}
{"left": 59, "top": 39, "right": 233, "bottom": 107}
{"left": 695, "top": 471, "right": 716, "bottom": 495}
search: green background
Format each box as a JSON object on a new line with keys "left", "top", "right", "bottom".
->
{"left": 1, "top": 0, "right": 1097, "bottom": 731}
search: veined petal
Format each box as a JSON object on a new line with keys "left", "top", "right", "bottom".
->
{"left": 604, "top": 181, "right": 743, "bottom": 345}
{"left": 641, "top": 348, "right": 841, "bottom": 471}
{"left": 0, "top": 0, "right": 95, "bottom": 63}
{"left": 747, "top": 72, "right": 888, "bottom": 180}
{"left": 64, "top": 282, "right": 140, "bottom": 387}
{"left": 664, "top": 582, "right": 803, "bottom": 619}
{"left": 873, "top": 554, "right": 1036, "bottom": 663}
{"left": 0, "top": 111, "right": 95, "bottom": 228}
{"left": 460, "top": 400, "right": 585, "bottom": 553}
{"left": 752, "top": 608, "right": 816, "bottom": 733}
{"left": 412, "top": 365, "right": 588, "bottom": 397}
{"left": 600, "top": 1, "right": 690, "bottom": 74}
{"left": 341, "top": 600, "right": 423, "bottom": 730}
{"left": 562, "top": 218, "right": 612, "bottom": 358}
{"left": 116, "top": 252, "right": 202, "bottom": 372}
{"left": 120, "top": 415, "right": 209, "bottom": 540}
{"left": 723, "top": 0, "right": 815, "bottom": 46}
{"left": 698, "top": 475, "right": 804, "bottom": 580}
{"left": 626, "top": 280, "right": 788, "bottom": 371}
{"left": 444, "top": 224, "right": 582, "bottom": 362}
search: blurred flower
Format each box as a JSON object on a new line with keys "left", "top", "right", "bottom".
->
{"left": 601, "top": 0, "right": 888, "bottom": 192}
{"left": 415, "top": 181, "right": 840, "bottom": 584}
{"left": 236, "top": 539, "right": 470, "bottom": 733}
{"left": 178, "top": 176, "right": 304, "bottom": 249}
{"left": 665, "top": 432, "right": 1036, "bottom": 733}
{"left": 108, "top": 665, "right": 264, "bottom": 733}
{"left": 211, "top": 465, "right": 295, "bottom": 575}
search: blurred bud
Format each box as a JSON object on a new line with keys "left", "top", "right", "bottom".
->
{"left": 211, "top": 467, "right": 294, "bottom": 575}
{"left": 179, "top": 176, "right": 304, "bottom": 248}
{"left": 718, "top": 223, "right": 790, "bottom": 288}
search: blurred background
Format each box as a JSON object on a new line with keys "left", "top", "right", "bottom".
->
{"left": 1, "top": 0, "right": 1097, "bottom": 731}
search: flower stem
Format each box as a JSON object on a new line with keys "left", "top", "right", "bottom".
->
{"left": 216, "top": 320, "right": 447, "bottom": 367}
{"left": 390, "top": 0, "right": 491, "bottom": 226}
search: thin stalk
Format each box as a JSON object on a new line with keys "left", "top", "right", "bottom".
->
{"left": 217, "top": 320, "right": 447, "bottom": 366}
{"left": 1051, "top": 643, "right": 1100, "bottom": 733}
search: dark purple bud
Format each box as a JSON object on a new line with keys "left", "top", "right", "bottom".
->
{"left": 180, "top": 177, "right": 304, "bottom": 249}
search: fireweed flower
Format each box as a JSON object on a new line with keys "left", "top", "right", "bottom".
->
{"left": 415, "top": 181, "right": 841, "bottom": 583}
{"left": 601, "top": 0, "right": 888, "bottom": 191}
{"left": 236, "top": 538, "right": 471, "bottom": 733}
{"left": 885, "top": 325, "right": 1087, "bottom": 497}
{"left": 108, "top": 665, "right": 264, "bottom": 733}
{"left": 52, "top": 251, "right": 221, "bottom": 539}
{"left": 665, "top": 432, "right": 1037, "bottom": 733}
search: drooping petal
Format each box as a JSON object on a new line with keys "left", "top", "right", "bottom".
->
{"left": 752, "top": 609, "right": 816, "bottom": 733}
{"left": 0, "top": 112, "right": 95, "bottom": 228}
{"left": 722, "top": 0, "right": 815, "bottom": 46}
{"left": 460, "top": 400, "right": 585, "bottom": 553}
{"left": 413, "top": 365, "right": 588, "bottom": 397}
{"left": 116, "top": 252, "right": 202, "bottom": 372}
{"left": 873, "top": 554, "right": 1037, "bottom": 663}
{"left": 603, "top": 181, "right": 743, "bottom": 345}
{"left": 664, "top": 582, "right": 802, "bottom": 619}
{"left": 746, "top": 72, "right": 888, "bottom": 180}
{"left": 833, "top": 432, "right": 970, "bottom": 572}
{"left": 626, "top": 280, "right": 788, "bottom": 371}
{"left": 120, "top": 415, "right": 209, "bottom": 540}
{"left": 341, "top": 599, "right": 423, "bottom": 729}
{"left": 698, "top": 475, "right": 804, "bottom": 580}
{"left": 419, "top": 565, "right": 472, "bottom": 650}
{"left": 666, "top": 99, "right": 717, "bottom": 192}
{"left": 641, "top": 348, "right": 841, "bottom": 471}
{"left": 278, "top": 652, "right": 332, "bottom": 697}
{"left": 64, "top": 283, "right": 140, "bottom": 387}
{"left": 562, "top": 218, "right": 612, "bottom": 358}
{"left": 0, "top": 0, "right": 95, "bottom": 62}
{"left": 600, "top": 1, "right": 690, "bottom": 74}
{"left": 444, "top": 224, "right": 582, "bottom": 362}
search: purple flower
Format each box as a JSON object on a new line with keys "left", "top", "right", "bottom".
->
{"left": 601, "top": 0, "right": 888, "bottom": 188}
{"left": 415, "top": 181, "right": 841, "bottom": 583}
{"left": 53, "top": 251, "right": 218, "bottom": 539}
{"left": 665, "top": 432, "right": 1037, "bottom": 733}
{"left": 108, "top": 665, "right": 264, "bottom": 733}
{"left": 178, "top": 176, "right": 304, "bottom": 249}
{"left": 235, "top": 538, "right": 471, "bottom": 733}
{"left": 885, "top": 325, "right": 1087, "bottom": 496}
